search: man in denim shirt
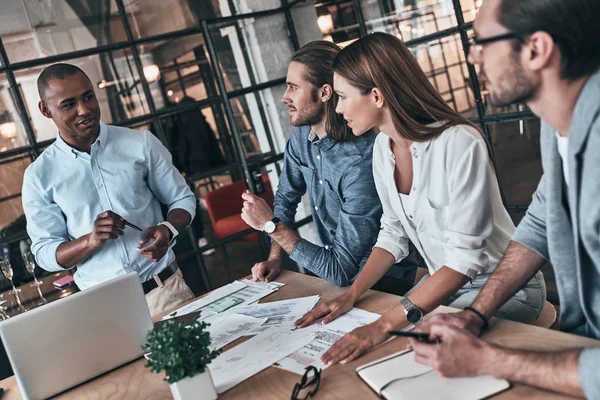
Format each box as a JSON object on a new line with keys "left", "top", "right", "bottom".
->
{"left": 22, "top": 64, "right": 195, "bottom": 316}
{"left": 242, "top": 41, "right": 416, "bottom": 289}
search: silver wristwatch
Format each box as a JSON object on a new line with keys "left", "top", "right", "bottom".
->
{"left": 401, "top": 297, "right": 424, "bottom": 325}
{"left": 263, "top": 217, "right": 281, "bottom": 234}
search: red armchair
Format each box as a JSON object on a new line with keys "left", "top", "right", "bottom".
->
{"left": 205, "top": 174, "right": 275, "bottom": 243}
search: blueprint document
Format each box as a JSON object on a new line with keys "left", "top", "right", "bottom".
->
{"left": 209, "top": 329, "right": 315, "bottom": 394}
{"left": 232, "top": 295, "right": 320, "bottom": 334}
{"left": 276, "top": 308, "right": 381, "bottom": 374}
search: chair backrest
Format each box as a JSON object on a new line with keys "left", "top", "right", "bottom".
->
{"left": 205, "top": 175, "right": 274, "bottom": 225}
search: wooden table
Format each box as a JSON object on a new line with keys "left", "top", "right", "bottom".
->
{"left": 0, "top": 270, "right": 598, "bottom": 399}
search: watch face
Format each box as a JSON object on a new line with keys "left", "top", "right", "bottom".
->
{"left": 406, "top": 308, "right": 423, "bottom": 324}
{"left": 264, "top": 221, "right": 275, "bottom": 233}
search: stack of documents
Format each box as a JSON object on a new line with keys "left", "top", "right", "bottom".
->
{"left": 232, "top": 295, "right": 320, "bottom": 334}
{"left": 163, "top": 279, "right": 285, "bottom": 320}
{"left": 209, "top": 329, "right": 316, "bottom": 394}
{"left": 204, "top": 314, "right": 267, "bottom": 351}
{"left": 277, "top": 308, "right": 380, "bottom": 375}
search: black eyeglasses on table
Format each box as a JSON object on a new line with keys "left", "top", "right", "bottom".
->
{"left": 291, "top": 365, "right": 321, "bottom": 400}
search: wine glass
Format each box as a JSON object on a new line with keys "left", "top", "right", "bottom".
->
{"left": 22, "top": 252, "right": 47, "bottom": 306}
{"left": 0, "top": 256, "right": 27, "bottom": 314}
{"left": 0, "top": 299, "right": 9, "bottom": 321}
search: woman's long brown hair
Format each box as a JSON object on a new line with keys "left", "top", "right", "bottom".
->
{"left": 333, "top": 32, "right": 503, "bottom": 200}
{"left": 333, "top": 32, "right": 489, "bottom": 145}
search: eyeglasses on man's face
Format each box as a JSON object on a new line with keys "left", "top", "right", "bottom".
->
{"left": 468, "top": 32, "right": 521, "bottom": 60}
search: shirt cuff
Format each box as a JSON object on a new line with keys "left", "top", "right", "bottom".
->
{"left": 290, "top": 238, "right": 320, "bottom": 266}
{"left": 37, "top": 241, "right": 70, "bottom": 272}
{"left": 168, "top": 196, "right": 197, "bottom": 223}
{"left": 443, "top": 246, "right": 487, "bottom": 280}
{"left": 579, "top": 347, "right": 600, "bottom": 399}
{"left": 374, "top": 237, "right": 408, "bottom": 264}
{"left": 512, "top": 223, "right": 549, "bottom": 261}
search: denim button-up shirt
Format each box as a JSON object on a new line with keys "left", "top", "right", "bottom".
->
{"left": 22, "top": 122, "right": 196, "bottom": 290}
{"left": 274, "top": 125, "right": 408, "bottom": 286}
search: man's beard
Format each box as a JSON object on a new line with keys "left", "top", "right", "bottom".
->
{"left": 488, "top": 53, "right": 537, "bottom": 107}
{"left": 290, "top": 99, "right": 325, "bottom": 127}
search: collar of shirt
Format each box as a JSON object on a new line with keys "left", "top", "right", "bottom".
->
{"left": 385, "top": 135, "right": 432, "bottom": 161}
{"left": 307, "top": 128, "right": 336, "bottom": 150}
{"left": 54, "top": 121, "right": 109, "bottom": 158}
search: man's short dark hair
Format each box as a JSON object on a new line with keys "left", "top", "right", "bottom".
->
{"left": 37, "top": 63, "right": 90, "bottom": 101}
{"left": 498, "top": 0, "right": 600, "bottom": 81}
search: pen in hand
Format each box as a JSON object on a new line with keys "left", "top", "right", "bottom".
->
{"left": 389, "top": 331, "right": 439, "bottom": 343}
{"left": 123, "top": 220, "right": 143, "bottom": 232}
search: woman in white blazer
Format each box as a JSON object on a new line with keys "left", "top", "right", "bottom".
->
{"left": 294, "top": 32, "right": 546, "bottom": 365}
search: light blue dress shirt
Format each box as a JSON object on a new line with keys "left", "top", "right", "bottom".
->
{"left": 22, "top": 121, "right": 196, "bottom": 290}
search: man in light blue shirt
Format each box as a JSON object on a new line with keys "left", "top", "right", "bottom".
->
{"left": 22, "top": 63, "right": 196, "bottom": 316}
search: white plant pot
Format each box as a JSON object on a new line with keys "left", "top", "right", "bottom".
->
{"left": 170, "top": 369, "right": 218, "bottom": 400}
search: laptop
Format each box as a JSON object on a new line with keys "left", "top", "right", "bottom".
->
{"left": 0, "top": 272, "right": 153, "bottom": 400}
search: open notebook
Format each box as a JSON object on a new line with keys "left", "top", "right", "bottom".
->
{"left": 356, "top": 350, "right": 510, "bottom": 400}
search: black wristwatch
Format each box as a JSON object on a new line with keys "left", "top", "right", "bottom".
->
{"left": 401, "top": 297, "right": 424, "bottom": 325}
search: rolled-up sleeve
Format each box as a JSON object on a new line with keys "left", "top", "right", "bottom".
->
{"left": 512, "top": 175, "right": 550, "bottom": 260}
{"left": 290, "top": 160, "right": 383, "bottom": 286}
{"left": 22, "top": 170, "right": 71, "bottom": 272}
{"left": 579, "top": 347, "right": 600, "bottom": 399}
{"left": 442, "top": 135, "right": 494, "bottom": 279}
{"left": 145, "top": 132, "right": 196, "bottom": 221}
{"left": 273, "top": 135, "right": 306, "bottom": 229}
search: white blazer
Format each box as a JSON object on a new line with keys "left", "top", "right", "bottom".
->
{"left": 373, "top": 124, "right": 515, "bottom": 279}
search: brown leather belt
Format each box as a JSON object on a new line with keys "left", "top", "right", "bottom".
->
{"left": 142, "top": 262, "right": 177, "bottom": 294}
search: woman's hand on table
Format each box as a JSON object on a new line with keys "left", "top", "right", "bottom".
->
{"left": 294, "top": 292, "right": 355, "bottom": 328}
{"left": 320, "top": 319, "right": 391, "bottom": 365}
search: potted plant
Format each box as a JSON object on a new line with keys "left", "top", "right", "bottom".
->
{"left": 143, "top": 317, "right": 220, "bottom": 400}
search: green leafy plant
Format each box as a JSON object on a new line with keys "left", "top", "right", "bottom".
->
{"left": 143, "top": 318, "right": 219, "bottom": 384}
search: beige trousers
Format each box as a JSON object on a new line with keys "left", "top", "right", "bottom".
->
{"left": 145, "top": 269, "right": 195, "bottom": 317}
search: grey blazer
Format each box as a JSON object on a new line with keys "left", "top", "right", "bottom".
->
{"left": 512, "top": 70, "right": 600, "bottom": 399}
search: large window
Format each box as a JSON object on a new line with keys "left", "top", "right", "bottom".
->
{"left": 0, "top": 0, "right": 541, "bottom": 292}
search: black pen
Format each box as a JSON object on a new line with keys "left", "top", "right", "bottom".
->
{"left": 389, "top": 330, "right": 437, "bottom": 343}
{"left": 123, "top": 220, "right": 143, "bottom": 232}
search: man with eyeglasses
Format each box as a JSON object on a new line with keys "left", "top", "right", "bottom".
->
{"left": 409, "top": 0, "right": 600, "bottom": 398}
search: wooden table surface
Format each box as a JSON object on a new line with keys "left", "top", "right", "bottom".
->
{"left": 0, "top": 270, "right": 598, "bottom": 399}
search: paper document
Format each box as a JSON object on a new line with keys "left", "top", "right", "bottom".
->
{"left": 163, "top": 279, "right": 285, "bottom": 320}
{"left": 277, "top": 308, "right": 381, "bottom": 374}
{"left": 203, "top": 282, "right": 279, "bottom": 314}
{"left": 233, "top": 296, "right": 320, "bottom": 334}
{"left": 239, "top": 279, "right": 285, "bottom": 290}
{"left": 206, "top": 313, "right": 268, "bottom": 351}
{"left": 163, "top": 281, "right": 247, "bottom": 319}
{"left": 209, "top": 329, "right": 315, "bottom": 394}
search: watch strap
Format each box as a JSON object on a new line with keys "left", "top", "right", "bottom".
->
{"left": 158, "top": 221, "right": 178, "bottom": 243}
{"left": 264, "top": 217, "right": 281, "bottom": 234}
